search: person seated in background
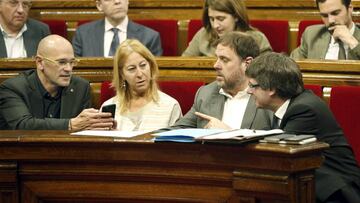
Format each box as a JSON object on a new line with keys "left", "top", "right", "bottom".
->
{"left": 291, "top": 0, "right": 360, "bottom": 60}
{"left": 0, "top": 35, "right": 114, "bottom": 130}
{"left": 246, "top": 52, "right": 360, "bottom": 203}
{"left": 182, "top": 0, "right": 272, "bottom": 57}
{"left": 170, "top": 32, "right": 272, "bottom": 130}
{"left": 0, "top": 0, "right": 50, "bottom": 58}
{"left": 100, "top": 39, "right": 181, "bottom": 131}
{"left": 72, "top": 0, "right": 162, "bottom": 57}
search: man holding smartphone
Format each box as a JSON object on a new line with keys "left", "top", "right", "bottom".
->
{"left": 0, "top": 35, "right": 115, "bottom": 131}
{"left": 291, "top": 0, "right": 360, "bottom": 60}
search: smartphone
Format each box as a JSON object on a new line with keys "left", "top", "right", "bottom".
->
{"left": 283, "top": 134, "right": 315, "bottom": 141}
{"left": 101, "top": 104, "right": 116, "bottom": 118}
{"left": 264, "top": 134, "right": 296, "bottom": 143}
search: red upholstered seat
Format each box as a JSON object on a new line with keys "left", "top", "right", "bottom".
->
{"left": 187, "top": 19, "right": 203, "bottom": 45}
{"left": 329, "top": 86, "right": 360, "bottom": 163}
{"left": 297, "top": 20, "right": 323, "bottom": 46}
{"left": 100, "top": 81, "right": 115, "bottom": 106}
{"left": 250, "top": 20, "right": 289, "bottom": 54}
{"left": 133, "top": 19, "right": 178, "bottom": 56}
{"left": 99, "top": 81, "right": 204, "bottom": 114}
{"left": 304, "top": 84, "right": 323, "bottom": 98}
{"left": 186, "top": 19, "right": 289, "bottom": 53}
{"left": 42, "top": 20, "right": 67, "bottom": 38}
{"left": 158, "top": 81, "right": 204, "bottom": 114}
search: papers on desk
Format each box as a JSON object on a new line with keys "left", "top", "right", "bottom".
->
{"left": 71, "top": 130, "right": 150, "bottom": 138}
{"left": 153, "top": 128, "right": 284, "bottom": 143}
{"left": 201, "top": 129, "right": 284, "bottom": 140}
{"left": 153, "top": 128, "right": 225, "bottom": 142}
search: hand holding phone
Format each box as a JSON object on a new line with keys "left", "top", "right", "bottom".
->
{"left": 101, "top": 104, "right": 116, "bottom": 118}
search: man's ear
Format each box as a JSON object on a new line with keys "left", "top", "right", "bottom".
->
{"left": 269, "top": 89, "right": 276, "bottom": 97}
{"left": 96, "top": 1, "right": 103, "bottom": 12}
{"left": 244, "top": 56, "right": 253, "bottom": 68}
{"left": 348, "top": 4, "right": 353, "bottom": 16}
{"left": 35, "top": 56, "right": 44, "bottom": 71}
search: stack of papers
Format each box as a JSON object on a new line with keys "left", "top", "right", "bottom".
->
{"left": 71, "top": 130, "right": 150, "bottom": 138}
{"left": 153, "top": 128, "right": 284, "bottom": 143}
{"left": 153, "top": 129, "right": 225, "bottom": 142}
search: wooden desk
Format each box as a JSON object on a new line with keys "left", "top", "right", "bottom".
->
{"left": 1, "top": 57, "right": 360, "bottom": 107}
{"left": 0, "top": 130, "right": 328, "bottom": 202}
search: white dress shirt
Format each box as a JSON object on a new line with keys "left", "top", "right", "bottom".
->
{"left": 220, "top": 88, "right": 250, "bottom": 129}
{"left": 104, "top": 16, "right": 128, "bottom": 57}
{"left": 0, "top": 24, "right": 27, "bottom": 58}
{"left": 274, "top": 99, "right": 291, "bottom": 127}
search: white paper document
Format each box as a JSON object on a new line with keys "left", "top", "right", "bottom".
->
{"left": 71, "top": 130, "right": 150, "bottom": 138}
{"left": 200, "top": 129, "right": 284, "bottom": 140}
{"left": 153, "top": 128, "right": 225, "bottom": 142}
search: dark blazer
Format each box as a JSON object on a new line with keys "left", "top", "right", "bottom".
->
{"left": 172, "top": 82, "right": 273, "bottom": 129}
{"left": 291, "top": 24, "right": 360, "bottom": 60}
{"left": 0, "top": 19, "right": 50, "bottom": 58}
{"left": 0, "top": 70, "right": 91, "bottom": 130}
{"left": 280, "top": 90, "right": 360, "bottom": 202}
{"left": 72, "top": 19, "right": 162, "bottom": 56}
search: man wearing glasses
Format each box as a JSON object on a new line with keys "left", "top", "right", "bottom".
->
{"left": 0, "top": 0, "right": 50, "bottom": 58}
{"left": 246, "top": 52, "right": 360, "bottom": 203}
{"left": 169, "top": 32, "right": 272, "bottom": 130}
{"left": 0, "top": 35, "right": 115, "bottom": 130}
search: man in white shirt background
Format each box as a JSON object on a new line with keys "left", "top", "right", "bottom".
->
{"left": 72, "top": 0, "right": 162, "bottom": 57}
{"left": 0, "top": 0, "right": 50, "bottom": 58}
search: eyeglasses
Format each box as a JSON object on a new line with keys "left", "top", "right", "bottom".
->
{"left": 40, "top": 56, "right": 78, "bottom": 67}
{"left": 5, "top": 0, "right": 32, "bottom": 9}
{"left": 248, "top": 82, "right": 260, "bottom": 89}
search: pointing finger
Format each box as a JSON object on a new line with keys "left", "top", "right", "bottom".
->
{"left": 195, "top": 112, "right": 214, "bottom": 121}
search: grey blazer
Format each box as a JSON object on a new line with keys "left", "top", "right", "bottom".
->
{"left": 0, "top": 70, "right": 91, "bottom": 130}
{"left": 291, "top": 24, "right": 360, "bottom": 60}
{"left": 72, "top": 19, "right": 162, "bottom": 56}
{"left": 172, "top": 82, "right": 273, "bottom": 130}
{"left": 0, "top": 18, "right": 50, "bottom": 58}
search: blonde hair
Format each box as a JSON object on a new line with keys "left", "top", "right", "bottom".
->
{"left": 112, "top": 39, "right": 159, "bottom": 113}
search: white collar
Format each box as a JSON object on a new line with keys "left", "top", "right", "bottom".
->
{"left": 219, "top": 87, "right": 249, "bottom": 99}
{"left": 0, "top": 23, "right": 27, "bottom": 38}
{"left": 104, "top": 16, "right": 128, "bottom": 33}
{"left": 274, "top": 99, "right": 290, "bottom": 120}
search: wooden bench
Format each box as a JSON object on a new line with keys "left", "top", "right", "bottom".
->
{"left": 1, "top": 57, "right": 360, "bottom": 107}
{"left": 29, "top": 0, "right": 360, "bottom": 54}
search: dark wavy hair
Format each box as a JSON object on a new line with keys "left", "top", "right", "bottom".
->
{"left": 245, "top": 52, "right": 304, "bottom": 99}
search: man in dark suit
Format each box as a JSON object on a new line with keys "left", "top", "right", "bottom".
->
{"left": 0, "top": 0, "right": 50, "bottom": 58}
{"left": 72, "top": 0, "right": 162, "bottom": 57}
{"left": 0, "top": 35, "right": 115, "bottom": 130}
{"left": 171, "top": 32, "right": 273, "bottom": 130}
{"left": 246, "top": 52, "right": 360, "bottom": 203}
{"left": 291, "top": 0, "right": 360, "bottom": 60}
